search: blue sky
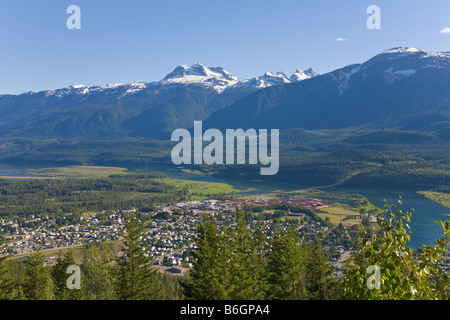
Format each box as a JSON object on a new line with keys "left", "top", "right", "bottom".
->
{"left": 1, "top": 0, "right": 450, "bottom": 94}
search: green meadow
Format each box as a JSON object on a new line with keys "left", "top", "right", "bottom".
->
{"left": 418, "top": 191, "right": 450, "bottom": 209}
{"left": 167, "top": 178, "right": 255, "bottom": 197}
{"left": 23, "top": 166, "right": 129, "bottom": 178}
{"left": 318, "top": 207, "right": 362, "bottom": 227}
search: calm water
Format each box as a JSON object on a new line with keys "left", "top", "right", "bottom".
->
{"left": 1, "top": 163, "right": 449, "bottom": 250}
{"left": 0, "top": 163, "right": 50, "bottom": 179}
{"left": 164, "top": 168, "right": 450, "bottom": 249}
{"left": 332, "top": 187, "right": 450, "bottom": 250}
{"left": 0, "top": 163, "right": 29, "bottom": 177}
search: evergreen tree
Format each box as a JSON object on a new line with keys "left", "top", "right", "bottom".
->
{"left": 116, "top": 214, "right": 158, "bottom": 300}
{"left": 4, "top": 259, "right": 26, "bottom": 300}
{"left": 14, "top": 285, "right": 26, "bottom": 300}
{"left": 182, "top": 215, "right": 232, "bottom": 299}
{"left": 230, "top": 211, "right": 268, "bottom": 299}
{"left": 266, "top": 228, "right": 307, "bottom": 300}
{"left": 23, "top": 251, "right": 54, "bottom": 300}
{"left": 305, "top": 238, "right": 337, "bottom": 300}
{"left": 248, "top": 218, "right": 269, "bottom": 299}
{"left": 229, "top": 210, "right": 254, "bottom": 299}
{"left": 62, "top": 251, "right": 82, "bottom": 300}
{"left": 81, "top": 242, "right": 117, "bottom": 300}
{"left": 51, "top": 251, "right": 66, "bottom": 300}
{"left": 52, "top": 250, "right": 82, "bottom": 300}
{"left": 154, "top": 272, "right": 182, "bottom": 300}
{"left": 0, "top": 257, "right": 14, "bottom": 300}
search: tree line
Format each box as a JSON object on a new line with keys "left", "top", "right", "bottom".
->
{"left": 0, "top": 174, "right": 186, "bottom": 218}
{"left": 182, "top": 211, "right": 337, "bottom": 300}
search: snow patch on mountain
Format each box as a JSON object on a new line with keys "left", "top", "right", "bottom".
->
{"left": 393, "top": 69, "right": 417, "bottom": 76}
{"left": 339, "top": 64, "right": 361, "bottom": 95}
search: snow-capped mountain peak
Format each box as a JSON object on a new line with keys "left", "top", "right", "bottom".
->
{"left": 162, "top": 65, "right": 190, "bottom": 80}
{"left": 69, "top": 84, "right": 87, "bottom": 89}
{"left": 376, "top": 47, "right": 450, "bottom": 62}
{"left": 361, "top": 47, "right": 450, "bottom": 72}
{"left": 260, "top": 71, "right": 290, "bottom": 85}
{"left": 13, "top": 64, "right": 319, "bottom": 101}
{"left": 290, "top": 69, "right": 308, "bottom": 82}
{"left": 303, "top": 68, "right": 319, "bottom": 78}
{"left": 290, "top": 69, "right": 317, "bottom": 82}
{"left": 187, "top": 62, "right": 209, "bottom": 76}
{"left": 383, "top": 47, "right": 421, "bottom": 54}
{"left": 160, "top": 63, "right": 239, "bottom": 93}
{"left": 235, "top": 68, "right": 317, "bottom": 90}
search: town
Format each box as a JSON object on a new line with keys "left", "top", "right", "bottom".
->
{"left": 0, "top": 196, "right": 360, "bottom": 277}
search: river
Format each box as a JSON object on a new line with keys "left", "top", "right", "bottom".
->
{"left": 331, "top": 187, "right": 450, "bottom": 250}
{"left": 165, "top": 169, "right": 450, "bottom": 250}
{"left": 161, "top": 168, "right": 450, "bottom": 249}
{"left": 1, "top": 163, "right": 449, "bottom": 250}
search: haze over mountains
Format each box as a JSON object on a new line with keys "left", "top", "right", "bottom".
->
{"left": 1, "top": 47, "right": 450, "bottom": 142}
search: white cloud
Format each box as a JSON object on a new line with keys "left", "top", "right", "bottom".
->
{"left": 336, "top": 38, "right": 348, "bottom": 42}
{"left": 440, "top": 27, "right": 450, "bottom": 34}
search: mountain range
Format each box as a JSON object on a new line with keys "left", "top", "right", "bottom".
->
{"left": 1, "top": 47, "right": 450, "bottom": 142}
{"left": 0, "top": 63, "right": 317, "bottom": 139}
{"left": 205, "top": 47, "right": 450, "bottom": 142}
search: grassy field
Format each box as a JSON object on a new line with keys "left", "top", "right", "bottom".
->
{"left": 7, "top": 244, "right": 84, "bottom": 262}
{"left": 167, "top": 178, "right": 255, "bottom": 197}
{"left": 418, "top": 191, "right": 450, "bottom": 208}
{"left": 0, "top": 175, "right": 60, "bottom": 180}
{"left": 9, "top": 166, "right": 252, "bottom": 197}
{"left": 7, "top": 240, "right": 122, "bottom": 263}
{"left": 288, "top": 189, "right": 380, "bottom": 227}
{"left": 318, "top": 206, "right": 362, "bottom": 227}
{"left": 22, "top": 166, "right": 129, "bottom": 178}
